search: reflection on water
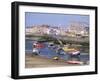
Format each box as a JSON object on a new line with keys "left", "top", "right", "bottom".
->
{"left": 25, "top": 39, "right": 89, "bottom": 62}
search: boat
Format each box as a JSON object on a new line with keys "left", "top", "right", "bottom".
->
{"left": 66, "top": 60, "right": 84, "bottom": 65}
{"left": 62, "top": 46, "right": 75, "bottom": 52}
{"left": 32, "top": 42, "right": 44, "bottom": 55}
{"left": 32, "top": 48, "right": 39, "bottom": 55}
{"left": 33, "top": 42, "right": 45, "bottom": 48}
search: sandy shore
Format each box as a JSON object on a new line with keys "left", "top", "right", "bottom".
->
{"left": 25, "top": 53, "right": 82, "bottom": 68}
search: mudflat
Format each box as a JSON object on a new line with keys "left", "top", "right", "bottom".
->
{"left": 25, "top": 53, "right": 80, "bottom": 68}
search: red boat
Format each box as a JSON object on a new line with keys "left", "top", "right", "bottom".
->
{"left": 33, "top": 43, "right": 44, "bottom": 48}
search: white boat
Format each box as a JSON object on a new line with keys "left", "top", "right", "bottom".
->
{"left": 71, "top": 51, "right": 80, "bottom": 55}
{"left": 32, "top": 48, "right": 39, "bottom": 55}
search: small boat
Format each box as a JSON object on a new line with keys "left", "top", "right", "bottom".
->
{"left": 68, "top": 50, "right": 80, "bottom": 56}
{"left": 62, "top": 46, "right": 75, "bottom": 52}
{"left": 35, "top": 43, "right": 44, "bottom": 48}
{"left": 32, "top": 42, "right": 44, "bottom": 55}
{"left": 52, "top": 56, "right": 59, "bottom": 60}
{"left": 33, "top": 42, "right": 45, "bottom": 48}
{"left": 66, "top": 60, "right": 84, "bottom": 65}
{"left": 32, "top": 48, "right": 39, "bottom": 55}
{"left": 62, "top": 46, "right": 80, "bottom": 55}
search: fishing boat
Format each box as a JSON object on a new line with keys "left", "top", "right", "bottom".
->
{"left": 62, "top": 46, "right": 75, "bottom": 52}
{"left": 66, "top": 60, "right": 84, "bottom": 65}
{"left": 62, "top": 45, "right": 80, "bottom": 54}
{"left": 32, "top": 48, "right": 39, "bottom": 55}
{"left": 32, "top": 42, "right": 44, "bottom": 55}
{"left": 55, "top": 39, "right": 80, "bottom": 56}
{"left": 33, "top": 42, "right": 44, "bottom": 48}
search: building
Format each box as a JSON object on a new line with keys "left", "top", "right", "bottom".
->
{"left": 25, "top": 25, "right": 49, "bottom": 35}
{"left": 67, "top": 22, "right": 89, "bottom": 37}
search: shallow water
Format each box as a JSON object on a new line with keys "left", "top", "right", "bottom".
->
{"left": 25, "top": 39, "right": 89, "bottom": 61}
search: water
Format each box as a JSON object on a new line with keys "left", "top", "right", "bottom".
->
{"left": 25, "top": 39, "right": 89, "bottom": 61}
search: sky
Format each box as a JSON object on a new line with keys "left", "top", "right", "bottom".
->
{"left": 25, "top": 12, "right": 89, "bottom": 28}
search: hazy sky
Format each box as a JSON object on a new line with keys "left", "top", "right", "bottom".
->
{"left": 25, "top": 12, "right": 89, "bottom": 27}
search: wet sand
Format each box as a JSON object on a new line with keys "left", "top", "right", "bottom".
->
{"left": 25, "top": 53, "right": 81, "bottom": 68}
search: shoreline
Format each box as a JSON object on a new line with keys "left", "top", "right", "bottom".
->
{"left": 25, "top": 50, "right": 89, "bottom": 55}
{"left": 25, "top": 53, "right": 88, "bottom": 68}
